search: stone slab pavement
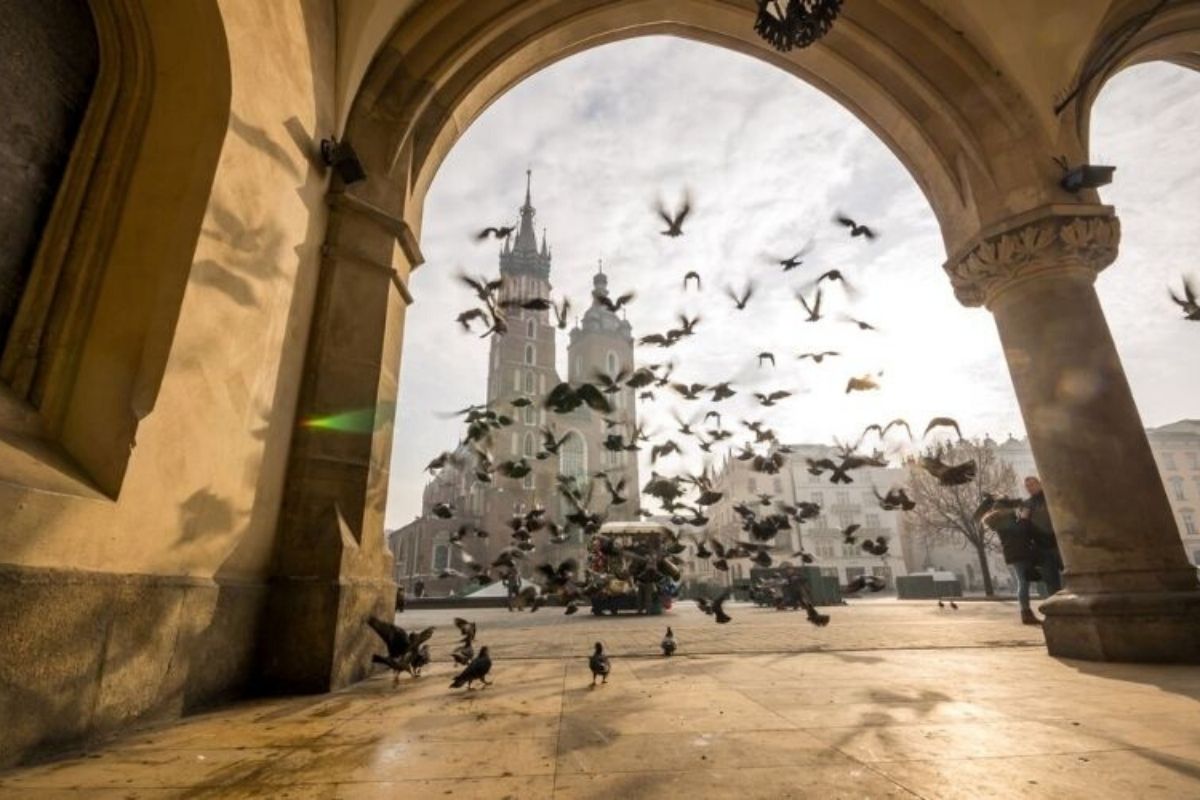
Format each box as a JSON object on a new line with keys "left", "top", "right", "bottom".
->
{"left": 2, "top": 599, "right": 1199, "bottom": 798}
{"left": 396, "top": 596, "right": 1045, "bottom": 660}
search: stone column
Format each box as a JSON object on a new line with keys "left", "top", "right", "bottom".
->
{"left": 945, "top": 204, "right": 1200, "bottom": 662}
{"left": 256, "top": 192, "right": 418, "bottom": 692}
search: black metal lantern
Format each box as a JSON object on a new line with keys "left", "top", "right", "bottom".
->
{"left": 754, "top": 0, "right": 844, "bottom": 52}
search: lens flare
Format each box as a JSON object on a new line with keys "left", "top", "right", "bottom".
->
{"left": 302, "top": 402, "right": 395, "bottom": 433}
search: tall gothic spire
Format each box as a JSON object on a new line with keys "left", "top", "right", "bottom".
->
{"left": 498, "top": 168, "right": 550, "bottom": 281}
{"left": 513, "top": 168, "right": 538, "bottom": 254}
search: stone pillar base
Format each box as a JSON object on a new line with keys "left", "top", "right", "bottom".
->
{"left": 255, "top": 576, "right": 393, "bottom": 694}
{"left": 1041, "top": 590, "right": 1200, "bottom": 663}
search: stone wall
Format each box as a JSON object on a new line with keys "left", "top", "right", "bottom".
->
{"left": 0, "top": 0, "right": 338, "bottom": 767}
{"left": 0, "top": 1, "right": 97, "bottom": 344}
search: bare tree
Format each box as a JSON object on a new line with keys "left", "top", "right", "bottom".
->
{"left": 903, "top": 439, "right": 1017, "bottom": 596}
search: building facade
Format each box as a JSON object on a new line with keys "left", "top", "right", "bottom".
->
{"left": 705, "top": 444, "right": 910, "bottom": 590}
{"left": 390, "top": 174, "right": 641, "bottom": 595}
{"left": 995, "top": 420, "right": 1200, "bottom": 567}
{"left": 903, "top": 420, "right": 1200, "bottom": 594}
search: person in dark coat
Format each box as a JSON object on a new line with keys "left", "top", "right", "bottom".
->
{"left": 982, "top": 504, "right": 1039, "bottom": 625}
{"left": 1019, "top": 476, "right": 1063, "bottom": 619}
{"left": 504, "top": 569, "right": 521, "bottom": 612}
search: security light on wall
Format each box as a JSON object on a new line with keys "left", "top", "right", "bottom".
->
{"left": 320, "top": 137, "right": 367, "bottom": 185}
{"left": 1053, "top": 156, "right": 1115, "bottom": 193}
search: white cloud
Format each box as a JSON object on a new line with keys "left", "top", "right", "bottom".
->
{"left": 385, "top": 40, "right": 1200, "bottom": 529}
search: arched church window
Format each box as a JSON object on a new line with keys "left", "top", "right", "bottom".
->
{"left": 523, "top": 432, "right": 535, "bottom": 458}
{"left": 525, "top": 343, "right": 535, "bottom": 365}
{"left": 513, "top": 369, "right": 521, "bottom": 391}
{"left": 523, "top": 405, "right": 536, "bottom": 425}
{"left": 559, "top": 433, "right": 587, "bottom": 480}
{"left": 527, "top": 319, "right": 535, "bottom": 338}
{"left": 523, "top": 370, "right": 535, "bottom": 394}
{"left": 432, "top": 544, "right": 449, "bottom": 572}
{"left": 558, "top": 432, "right": 588, "bottom": 521}
{"left": 606, "top": 351, "right": 618, "bottom": 375}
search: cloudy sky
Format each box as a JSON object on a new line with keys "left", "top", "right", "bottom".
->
{"left": 384, "top": 37, "right": 1200, "bottom": 530}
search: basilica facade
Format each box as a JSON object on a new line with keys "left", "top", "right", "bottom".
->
{"left": 390, "top": 175, "right": 642, "bottom": 595}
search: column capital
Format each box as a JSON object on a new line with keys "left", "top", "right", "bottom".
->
{"left": 943, "top": 205, "right": 1121, "bottom": 308}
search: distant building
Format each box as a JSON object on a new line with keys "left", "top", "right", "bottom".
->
{"left": 651, "top": 514, "right": 729, "bottom": 597}
{"left": 901, "top": 419, "right": 1200, "bottom": 593}
{"left": 388, "top": 173, "right": 641, "bottom": 595}
{"left": 994, "top": 420, "right": 1200, "bottom": 566}
{"left": 706, "top": 444, "right": 910, "bottom": 590}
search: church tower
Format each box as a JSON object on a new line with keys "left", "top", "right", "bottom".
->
{"left": 568, "top": 264, "right": 640, "bottom": 520}
{"left": 484, "top": 171, "right": 559, "bottom": 508}
{"left": 399, "top": 173, "right": 644, "bottom": 596}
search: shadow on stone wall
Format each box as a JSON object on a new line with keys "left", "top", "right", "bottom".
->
{"left": 0, "top": 565, "right": 266, "bottom": 768}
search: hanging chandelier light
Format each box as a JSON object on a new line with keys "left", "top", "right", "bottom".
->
{"left": 754, "top": 0, "right": 844, "bottom": 52}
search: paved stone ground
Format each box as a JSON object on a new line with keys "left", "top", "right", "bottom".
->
{"left": 3, "top": 599, "right": 1199, "bottom": 798}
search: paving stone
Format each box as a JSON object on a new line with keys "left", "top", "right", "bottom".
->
{"left": 1, "top": 601, "right": 1196, "bottom": 799}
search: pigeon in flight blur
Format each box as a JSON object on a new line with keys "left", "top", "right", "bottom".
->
{"left": 796, "top": 287, "right": 823, "bottom": 322}
{"left": 656, "top": 192, "right": 692, "bottom": 237}
{"left": 845, "top": 374, "right": 881, "bottom": 394}
{"left": 593, "top": 289, "right": 636, "bottom": 313}
{"left": 920, "top": 454, "right": 977, "bottom": 486}
{"left": 1169, "top": 276, "right": 1200, "bottom": 320}
{"left": 834, "top": 212, "right": 877, "bottom": 240}
{"left": 367, "top": 618, "right": 434, "bottom": 684}
{"left": 475, "top": 225, "right": 516, "bottom": 241}
{"left": 924, "top": 417, "right": 964, "bottom": 440}
{"left": 725, "top": 282, "right": 756, "bottom": 311}
{"left": 873, "top": 486, "right": 917, "bottom": 511}
{"left": 766, "top": 239, "right": 814, "bottom": 271}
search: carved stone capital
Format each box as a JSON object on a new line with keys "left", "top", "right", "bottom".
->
{"left": 944, "top": 208, "right": 1121, "bottom": 308}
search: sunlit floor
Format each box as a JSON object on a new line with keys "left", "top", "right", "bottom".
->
{"left": 3, "top": 600, "right": 1199, "bottom": 799}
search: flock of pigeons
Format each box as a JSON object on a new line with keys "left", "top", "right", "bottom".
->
{"left": 368, "top": 187, "right": 1198, "bottom": 689}
{"left": 367, "top": 611, "right": 677, "bottom": 690}
{"left": 436, "top": 193, "right": 984, "bottom": 589}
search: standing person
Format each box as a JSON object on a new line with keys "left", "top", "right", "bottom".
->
{"left": 504, "top": 569, "right": 521, "bottom": 612}
{"left": 1020, "top": 476, "right": 1063, "bottom": 616}
{"left": 413, "top": 578, "right": 426, "bottom": 599}
{"left": 981, "top": 497, "right": 1042, "bottom": 625}
{"left": 394, "top": 585, "right": 406, "bottom": 615}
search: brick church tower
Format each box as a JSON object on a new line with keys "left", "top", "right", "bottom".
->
{"left": 391, "top": 171, "right": 641, "bottom": 594}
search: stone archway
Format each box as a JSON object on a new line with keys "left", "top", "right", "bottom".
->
{"left": 268, "top": 0, "right": 1200, "bottom": 691}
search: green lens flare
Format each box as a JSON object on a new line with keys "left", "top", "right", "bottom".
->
{"left": 302, "top": 402, "right": 396, "bottom": 433}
